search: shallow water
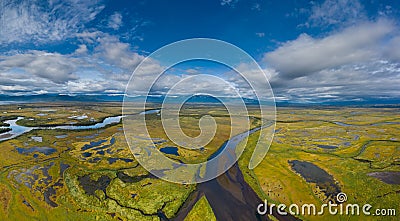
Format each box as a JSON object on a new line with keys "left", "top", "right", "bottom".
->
{"left": 333, "top": 121, "right": 400, "bottom": 127}
{"left": 0, "top": 116, "right": 122, "bottom": 142}
{"left": 289, "top": 160, "right": 341, "bottom": 200}
{"left": 31, "top": 136, "right": 43, "bottom": 142}
{"left": 368, "top": 171, "right": 400, "bottom": 184}
{"left": 81, "top": 139, "right": 108, "bottom": 151}
{"left": 54, "top": 116, "right": 122, "bottom": 130}
{"left": 68, "top": 115, "right": 88, "bottom": 120}
{"left": 78, "top": 174, "right": 111, "bottom": 196}
{"left": 16, "top": 146, "right": 57, "bottom": 155}
{"left": 174, "top": 123, "right": 298, "bottom": 221}
{"left": 59, "top": 163, "right": 70, "bottom": 175}
{"left": 317, "top": 144, "right": 338, "bottom": 149}
{"left": 159, "top": 146, "right": 179, "bottom": 156}
{"left": 107, "top": 158, "right": 134, "bottom": 164}
{"left": 82, "top": 152, "right": 92, "bottom": 157}
{"left": 0, "top": 117, "right": 33, "bottom": 141}
{"left": 139, "top": 109, "right": 161, "bottom": 115}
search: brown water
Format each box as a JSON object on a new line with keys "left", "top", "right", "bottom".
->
{"left": 368, "top": 171, "right": 400, "bottom": 184}
{"left": 173, "top": 125, "right": 299, "bottom": 221}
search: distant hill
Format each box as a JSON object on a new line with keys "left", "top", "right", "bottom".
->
{"left": 0, "top": 94, "right": 123, "bottom": 103}
{"left": 0, "top": 94, "right": 399, "bottom": 107}
{"left": 0, "top": 94, "right": 260, "bottom": 105}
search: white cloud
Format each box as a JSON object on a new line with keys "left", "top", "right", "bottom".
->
{"left": 75, "top": 44, "right": 88, "bottom": 54}
{"left": 384, "top": 36, "right": 400, "bottom": 62}
{"left": 263, "top": 19, "right": 395, "bottom": 79}
{"left": 272, "top": 0, "right": 400, "bottom": 102}
{"left": 67, "top": 79, "right": 109, "bottom": 93}
{"left": 251, "top": 3, "right": 261, "bottom": 11}
{"left": 108, "top": 12, "right": 123, "bottom": 30}
{"left": 0, "top": 0, "right": 398, "bottom": 103}
{"left": 0, "top": 85, "right": 31, "bottom": 92}
{"left": 0, "top": 0, "right": 104, "bottom": 45}
{"left": 307, "top": 0, "right": 366, "bottom": 28}
{"left": 75, "top": 31, "right": 103, "bottom": 44}
{"left": 0, "top": 31, "right": 150, "bottom": 95}
{"left": 220, "top": 0, "right": 239, "bottom": 7}
{"left": 0, "top": 69, "right": 67, "bottom": 95}
{"left": 185, "top": 69, "right": 201, "bottom": 75}
{"left": 0, "top": 51, "right": 79, "bottom": 84}
{"left": 264, "top": 57, "right": 400, "bottom": 103}
{"left": 94, "top": 35, "right": 145, "bottom": 70}
{"left": 255, "top": 32, "right": 265, "bottom": 37}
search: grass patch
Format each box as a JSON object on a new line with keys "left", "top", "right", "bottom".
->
{"left": 184, "top": 195, "right": 216, "bottom": 221}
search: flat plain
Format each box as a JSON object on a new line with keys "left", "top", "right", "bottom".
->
{"left": 0, "top": 103, "right": 398, "bottom": 220}
{"left": 238, "top": 107, "right": 399, "bottom": 220}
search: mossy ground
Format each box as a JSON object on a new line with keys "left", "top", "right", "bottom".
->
{"left": 0, "top": 102, "right": 122, "bottom": 127}
{"left": 0, "top": 103, "right": 195, "bottom": 220}
{"left": 238, "top": 107, "right": 399, "bottom": 221}
{"left": 184, "top": 195, "right": 216, "bottom": 221}
{"left": 1, "top": 104, "right": 398, "bottom": 220}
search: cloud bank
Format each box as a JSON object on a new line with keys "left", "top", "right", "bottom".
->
{"left": 0, "top": 0, "right": 104, "bottom": 44}
{"left": 262, "top": 18, "right": 400, "bottom": 103}
{"left": 0, "top": 0, "right": 399, "bottom": 104}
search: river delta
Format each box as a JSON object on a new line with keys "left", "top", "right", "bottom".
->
{"left": 0, "top": 103, "right": 398, "bottom": 220}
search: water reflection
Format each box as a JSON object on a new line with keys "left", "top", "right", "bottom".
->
{"left": 0, "top": 116, "right": 122, "bottom": 142}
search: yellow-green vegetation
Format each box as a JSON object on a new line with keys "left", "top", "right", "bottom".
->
{"left": 0, "top": 183, "right": 11, "bottom": 217}
{"left": 1, "top": 103, "right": 399, "bottom": 220}
{"left": 0, "top": 103, "right": 195, "bottom": 220}
{"left": 184, "top": 195, "right": 216, "bottom": 221}
{"left": 0, "top": 103, "right": 122, "bottom": 127}
{"left": 238, "top": 107, "right": 400, "bottom": 221}
{"left": 143, "top": 105, "right": 260, "bottom": 164}
{"left": 355, "top": 141, "right": 400, "bottom": 169}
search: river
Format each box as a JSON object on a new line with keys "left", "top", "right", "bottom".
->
{"left": 0, "top": 116, "right": 122, "bottom": 142}
{"left": 173, "top": 124, "right": 298, "bottom": 221}
{"left": 1, "top": 111, "right": 298, "bottom": 220}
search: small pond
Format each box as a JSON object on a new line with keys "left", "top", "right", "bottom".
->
{"left": 107, "top": 158, "right": 134, "bottom": 164}
{"left": 317, "top": 144, "right": 338, "bottom": 149}
{"left": 139, "top": 109, "right": 161, "bottom": 115}
{"left": 368, "top": 171, "right": 400, "bottom": 185}
{"left": 16, "top": 146, "right": 57, "bottom": 156}
{"left": 159, "top": 146, "right": 179, "bottom": 156}
{"left": 289, "top": 160, "right": 341, "bottom": 201}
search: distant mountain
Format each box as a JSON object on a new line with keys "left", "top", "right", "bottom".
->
{"left": 276, "top": 98, "right": 400, "bottom": 107}
{"left": 170, "top": 94, "right": 260, "bottom": 105}
{"left": 0, "top": 94, "right": 399, "bottom": 107}
{"left": 0, "top": 94, "right": 123, "bottom": 103}
{"left": 0, "top": 94, "right": 258, "bottom": 104}
{"left": 126, "top": 94, "right": 261, "bottom": 105}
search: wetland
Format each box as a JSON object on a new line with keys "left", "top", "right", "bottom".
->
{"left": 0, "top": 103, "right": 398, "bottom": 220}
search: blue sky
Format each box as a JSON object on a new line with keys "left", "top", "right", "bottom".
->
{"left": 0, "top": 0, "right": 400, "bottom": 103}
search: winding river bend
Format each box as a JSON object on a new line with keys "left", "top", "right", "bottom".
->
{"left": 173, "top": 125, "right": 298, "bottom": 221}
{"left": 1, "top": 113, "right": 298, "bottom": 220}
{"left": 0, "top": 116, "right": 122, "bottom": 142}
